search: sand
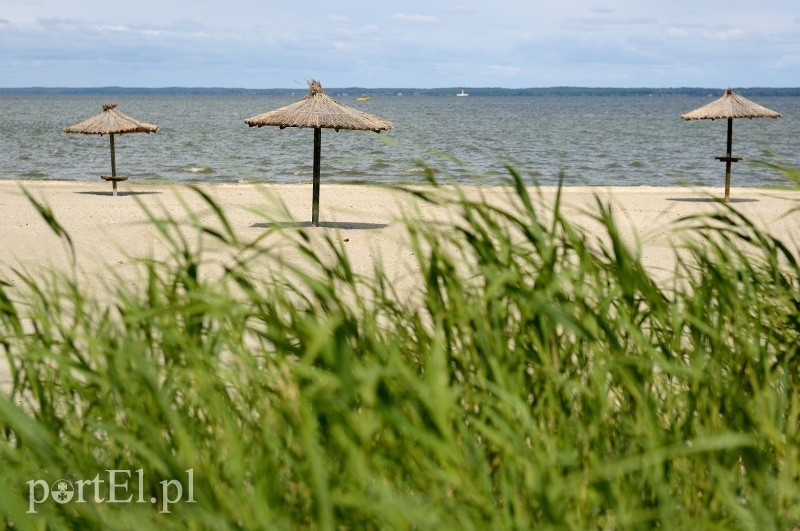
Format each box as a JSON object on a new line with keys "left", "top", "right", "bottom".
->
{"left": 1, "top": 179, "right": 797, "bottom": 279}
{"left": 1, "top": 179, "right": 799, "bottom": 388}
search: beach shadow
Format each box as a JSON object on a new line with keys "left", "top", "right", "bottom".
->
{"left": 74, "top": 191, "right": 163, "bottom": 197}
{"left": 666, "top": 197, "right": 759, "bottom": 204}
{"left": 251, "top": 221, "right": 389, "bottom": 230}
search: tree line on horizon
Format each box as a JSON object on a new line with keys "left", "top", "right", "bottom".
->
{"left": 2, "top": 86, "right": 799, "bottom": 97}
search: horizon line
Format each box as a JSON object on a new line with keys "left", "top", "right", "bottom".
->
{"left": 2, "top": 85, "right": 800, "bottom": 91}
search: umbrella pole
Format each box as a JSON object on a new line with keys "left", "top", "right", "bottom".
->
{"left": 110, "top": 133, "right": 116, "bottom": 178}
{"left": 724, "top": 118, "right": 732, "bottom": 203}
{"left": 109, "top": 133, "right": 119, "bottom": 197}
{"left": 312, "top": 127, "right": 321, "bottom": 226}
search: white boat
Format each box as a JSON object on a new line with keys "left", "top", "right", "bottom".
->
{"left": 457, "top": 89, "right": 468, "bottom": 97}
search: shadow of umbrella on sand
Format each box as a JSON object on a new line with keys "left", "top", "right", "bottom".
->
{"left": 681, "top": 88, "right": 781, "bottom": 203}
{"left": 245, "top": 80, "right": 393, "bottom": 226}
{"left": 65, "top": 103, "right": 158, "bottom": 196}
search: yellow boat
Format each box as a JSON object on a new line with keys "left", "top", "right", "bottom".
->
{"left": 356, "top": 96, "right": 370, "bottom": 101}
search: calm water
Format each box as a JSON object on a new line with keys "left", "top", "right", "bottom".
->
{"left": 1, "top": 93, "right": 798, "bottom": 187}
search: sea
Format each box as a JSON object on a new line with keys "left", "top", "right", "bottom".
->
{"left": 1, "top": 92, "right": 798, "bottom": 187}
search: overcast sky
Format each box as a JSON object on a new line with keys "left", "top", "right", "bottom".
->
{"left": 1, "top": 0, "right": 798, "bottom": 88}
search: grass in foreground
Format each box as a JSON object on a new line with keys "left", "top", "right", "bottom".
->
{"left": 1, "top": 170, "right": 799, "bottom": 529}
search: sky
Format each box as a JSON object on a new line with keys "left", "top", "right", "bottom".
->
{"left": 1, "top": 0, "right": 798, "bottom": 88}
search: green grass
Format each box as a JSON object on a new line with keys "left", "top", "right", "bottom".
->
{"left": 1, "top": 168, "right": 799, "bottom": 529}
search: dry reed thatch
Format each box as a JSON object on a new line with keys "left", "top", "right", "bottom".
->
{"left": 681, "top": 88, "right": 781, "bottom": 121}
{"left": 64, "top": 103, "right": 158, "bottom": 196}
{"left": 64, "top": 103, "right": 158, "bottom": 135}
{"left": 244, "top": 80, "right": 393, "bottom": 132}
{"left": 681, "top": 88, "right": 781, "bottom": 203}
{"left": 244, "top": 80, "right": 393, "bottom": 226}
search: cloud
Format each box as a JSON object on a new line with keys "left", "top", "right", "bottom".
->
{"left": 98, "top": 25, "right": 164, "bottom": 37}
{"left": 566, "top": 9, "right": 656, "bottom": 32}
{"left": 0, "top": 17, "right": 470, "bottom": 88}
{"left": 357, "top": 24, "right": 380, "bottom": 35}
{"left": 705, "top": 27, "right": 746, "bottom": 41}
{"left": 775, "top": 55, "right": 800, "bottom": 68}
{"left": 442, "top": 6, "right": 475, "bottom": 14}
{"left": 1, "top": 2, "right": 799, "bottom": 88}
{"left": 391, "top": 13, "right": 439, "bottom": 24}
{"left": 489, "top": 65, "right": 522, "bottom": 75}
{"left": 665, "top": 27, "right": 689, "bottom": 39}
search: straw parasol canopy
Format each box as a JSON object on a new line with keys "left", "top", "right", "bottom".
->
{"left": 65, "top": 103, "right": 158, "bottom": 195}
{"left": 681, "top": 88, "right": 781, "bottom": 202}
{"left": 245, "top": 80, "right": 393, "bottom": 225}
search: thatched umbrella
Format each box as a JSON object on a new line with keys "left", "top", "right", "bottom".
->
{"left": 245, "top": 80, "right": 393, "bottom": 226}
{"left": 65, "top": 103, "right": 158, "bottom": 196}
{"left": 681, "top": 88, "right": 781, "bottom": 203}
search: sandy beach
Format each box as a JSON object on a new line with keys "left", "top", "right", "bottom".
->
{"left": 1, "top": 179, "right": 798, "bottom": 278}
{"left": 0, "top": 178, "right": 798, "bottom": 391}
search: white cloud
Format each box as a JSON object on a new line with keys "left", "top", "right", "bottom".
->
{"left": 775, "top": 55, "right": 800, "bottom": 68}
{"left": 489, "top": 65, "right": 522, "bottom": 75}
{"left": 442, "top": 6, "right": 474, "bottom": 14}
{"left": 391, "top": 13, "right": 439, "bottom": 24}
{"left": 665, "top": 27, "right": 689, "bottom": 39}
{"left": 567, "top": 14, "right": 656, "bottom": 31}
{"left": 1, "top": 1, "right": 799, "bottom": 87}
{"left": 99, "top": 25, "right": 163, "bottom": 37}
{"left": 706, "top": 28, "right": 746, "bottom": 41}
{"left": 357, "top": 24, "right": 380, "bottom": 35}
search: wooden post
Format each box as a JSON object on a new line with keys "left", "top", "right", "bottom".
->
{"left": 312, "top": 127, "right": 321, "bottom": 226}
{"left": 101, "top": 175, "right": 127, "bottom": 197}
{"left": 109, "top": 133, "right": 116, "bottom": 178}
{"left": 723, "top": 118, "right": 733, "bottom": 203}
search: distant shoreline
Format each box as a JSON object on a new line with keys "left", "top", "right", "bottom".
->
{"left": 2, "top": 87, "right": 799, "bottom": 97}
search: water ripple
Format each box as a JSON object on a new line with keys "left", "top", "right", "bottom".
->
{"left": 0, "top": 93, "right": 798, "bottom": 186}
